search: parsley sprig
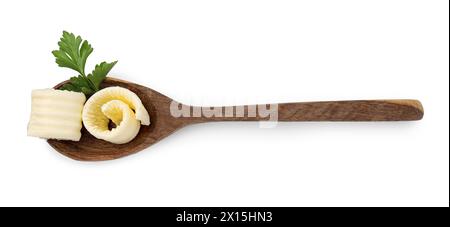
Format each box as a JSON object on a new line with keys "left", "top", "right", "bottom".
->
{"left": 52, "top": 31, "right": 117, "bottom": 96}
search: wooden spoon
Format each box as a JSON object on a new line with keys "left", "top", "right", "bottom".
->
{"left": 48, "top": 77, "right": 424, "bottom": 161}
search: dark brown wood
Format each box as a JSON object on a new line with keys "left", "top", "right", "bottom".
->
{"left": 48, "top": 77, "right": 186, "bottom": 161}
{"left": 48, "top": 77, "right": 423, "bottom": 161}
{"left": 192, "top": 100, "right": 423, "bottom": 122}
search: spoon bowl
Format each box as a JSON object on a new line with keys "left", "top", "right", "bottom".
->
{"left": 48, "top": 77, "right": 187, "bottom": 161}
{"left": 48, "top": 77, "right": 424, "bottom": 161}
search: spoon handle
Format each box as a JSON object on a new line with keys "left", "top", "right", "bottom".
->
{"left": 191, "top": 99, "right": 423, "bottom": 122}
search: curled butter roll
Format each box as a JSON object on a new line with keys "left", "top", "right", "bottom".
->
{"left": 82, "top": 87, "right": 150, "bottom": 144}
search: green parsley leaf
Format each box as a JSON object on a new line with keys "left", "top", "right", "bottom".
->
{"left": 52, "top": 31, "right": 117, "bottom": 96}
{"left": 70, "top": 75, "right": 94, "bottom": 95}
{"left": 60, "top": 83, "right": 80, "bottom": 92}
{"left": 88, "top": 61, "right": 118, "bottom": 90}
{"left": 52, "top": 31, "right": 93, "bottom": 76}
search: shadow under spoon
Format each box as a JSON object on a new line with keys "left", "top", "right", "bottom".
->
{"left": 48, "top": 77, "right": 424, "bottom": 161}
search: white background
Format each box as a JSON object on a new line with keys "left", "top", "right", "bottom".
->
{"left": 0, "top": 0, "right": 448, "bottom": 207}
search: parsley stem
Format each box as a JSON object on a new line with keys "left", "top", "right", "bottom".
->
{"left": 82, "top": 75, "right": 98, "bottom": 91}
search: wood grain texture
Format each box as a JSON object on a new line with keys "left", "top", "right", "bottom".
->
{"left": 188, "top": 100, "right": 423, "bottom": 122}
{"left": 47, "top": 77, "right": 423, "bottom": 161}
{"left": 277, "top": 100, "right": 423, "bottom": 121}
